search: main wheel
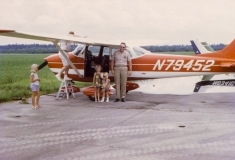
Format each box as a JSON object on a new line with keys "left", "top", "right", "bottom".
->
{"left": 88, "top": 96, "right": 95, "bottom": 101}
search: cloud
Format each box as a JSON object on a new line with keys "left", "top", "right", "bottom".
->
{"left": 1, "top": 0, "right": 235, "bottom": 45}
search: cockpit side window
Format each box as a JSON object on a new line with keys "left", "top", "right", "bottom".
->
{"left": 73, "top": 44, "right": 85, "bottom": 56}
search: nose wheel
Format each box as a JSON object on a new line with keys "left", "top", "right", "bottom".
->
{"left": 88, "top": 96, "right": 95, "bottom": 101}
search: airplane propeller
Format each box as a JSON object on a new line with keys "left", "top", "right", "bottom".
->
{"left": 38, "top": 61, "right": 48, "bottom": 70}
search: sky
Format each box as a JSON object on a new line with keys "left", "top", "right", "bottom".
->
{"left": 0, "top": 0, "right": 235, "bottom": 45}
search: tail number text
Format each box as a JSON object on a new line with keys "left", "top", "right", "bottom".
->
{"left": 152, "top": 60, "right": 215, "bottom": 71}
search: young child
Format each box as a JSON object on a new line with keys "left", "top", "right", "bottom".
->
{"left": 93, "top": 65, "right": 102, "bottom": 102}
{"left": 100, "top": 72, "right": 110, "bottom": 102}
{"left": 30, "top": 64, "right": 41, "bottom": 108}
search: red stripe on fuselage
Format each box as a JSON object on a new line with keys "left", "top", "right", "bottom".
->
{"left": 45, "top": 53, "right": 85, "bottom": 70}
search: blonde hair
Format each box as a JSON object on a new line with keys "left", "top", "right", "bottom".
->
{"left": 30, "top": 64, "right": 38, "bottom": 73}
{"left": 103, "top": 72, "right": 108, "bottom": 77}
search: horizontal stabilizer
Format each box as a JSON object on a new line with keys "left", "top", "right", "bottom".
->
{"left": 194, "top": 79, "right": 235, "bottom": 92}
{"left": 220, "top": 62, "right": 235, "bottom": 67}
{"left": 190, "top": 40, "right": 214, "bottom": 54}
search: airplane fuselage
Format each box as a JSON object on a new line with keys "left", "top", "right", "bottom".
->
{"left": 44, "top": 52, "right": 235, "bottom": 82}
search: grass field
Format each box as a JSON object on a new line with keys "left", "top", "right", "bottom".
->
{"left": 0, "top": 54, "right": 91, "bottom": 103}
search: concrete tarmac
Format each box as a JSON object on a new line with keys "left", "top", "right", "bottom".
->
{"left": 0, "top": 91, "right": 235, "bottom": 160}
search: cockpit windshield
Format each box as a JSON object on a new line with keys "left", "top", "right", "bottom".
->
{"left": 133, "top": 47, "right": 148, "bottom": 56}
{"left": 73, "top": 44, "right": 86, "bottom": 56}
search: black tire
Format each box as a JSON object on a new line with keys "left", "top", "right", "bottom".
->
{"left": 88, "top": 96, "right": 95, "bottom": 101}
{"left": 126, "top": 90, "right": 128, "bottom": 93}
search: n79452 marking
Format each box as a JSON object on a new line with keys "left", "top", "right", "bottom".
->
{"left": 152, "top": 59, "right": 215, "bottom": 71}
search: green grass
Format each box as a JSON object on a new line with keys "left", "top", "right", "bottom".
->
{"left": 0, "top": 54, "right": 91, "bottom": 103}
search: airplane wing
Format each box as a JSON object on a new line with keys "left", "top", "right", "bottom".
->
{"left": 0, "top": 30, "right": 169, "bottom": 47}
{"left": 0, "top": 29, "right": 169, "bottom": 79}
{"left": 119, "top": 39, "right": 169, "bottom": 46}
{"left": 0, "top": 30, "right": 119, "bottom": 47}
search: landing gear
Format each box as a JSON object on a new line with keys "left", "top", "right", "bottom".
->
{"left": 88, "top": 96, "right": 95, "bottom": 101}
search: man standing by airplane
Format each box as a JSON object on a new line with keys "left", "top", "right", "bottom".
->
{"left": 111, "top": 42, "right": 132, "bottom": 102}
{"left": 55, "top": 31, "right": 86, "bottom": 81}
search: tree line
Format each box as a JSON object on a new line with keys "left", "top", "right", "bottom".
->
{"left": 0, "top": 43, "right": 225, "bottom": 53}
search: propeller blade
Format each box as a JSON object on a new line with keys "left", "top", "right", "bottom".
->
{"left": 38, "top": 61, "right": 48, "bottom": 70}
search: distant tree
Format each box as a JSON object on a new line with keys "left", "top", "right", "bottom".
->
{"left": 0, "top": 43, "right": 226, "bottom": 54}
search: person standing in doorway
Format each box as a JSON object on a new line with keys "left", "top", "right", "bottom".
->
{"left": 111, "top": 42, "right": 132, "bottom": 102}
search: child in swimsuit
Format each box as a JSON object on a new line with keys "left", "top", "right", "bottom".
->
{"left": 93, "top": 65, "right": 102, "bottom": 102}
{"left": 100, "top": 72, "right": 110, "bottom": 102}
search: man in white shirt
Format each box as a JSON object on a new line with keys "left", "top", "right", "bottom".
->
{"left": 55, "top": 31, "right": 85, "bottom": 81}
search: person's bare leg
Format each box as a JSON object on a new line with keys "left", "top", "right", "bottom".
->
{"left": 31, "top": 92, "right": 36, "bottom": 108}
{"left": 64, "top": 66, "right": 69, "bottom": 76}
{"left": 64, "top": 65, "right": 71, "bottom": 80}
{"left": 36, "top": 90, "right": 41, "bottom": 108}
{"left": 94, "top": 87, "right": 97, "bottom": 102}
{"left": 59, "top": 66, "right": 66, "bottom": 75}
{"left": 106, "top": 92, "right": 109, "bottom": 102}
{"left": 56, "top": 66, "right": 66, "bottom": 81}
{"left": 100, "top": 90, "right": 105, "bottom": 102}
{"left": 97, "top": 88, "right": 100, "bottom": 102}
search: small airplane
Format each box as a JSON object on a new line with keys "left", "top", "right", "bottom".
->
{"left": 1, "top": 30, "right": 235, "bottom": 100}
{"left": 190, "top": 40, "right": 235, "bottom": 92}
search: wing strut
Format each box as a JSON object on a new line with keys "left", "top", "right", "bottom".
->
{"left": 53, "top": 42, "right": 83, "bottom": 78}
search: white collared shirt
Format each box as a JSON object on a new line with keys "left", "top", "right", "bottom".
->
{"left": 60, "top": 40, "right": 71, "bottom": 52}
{"left": 59, "top": 34, "right": 74, "bottom": 52}
{"left": 112, "top": 50, "right": 131, "bottom": 66}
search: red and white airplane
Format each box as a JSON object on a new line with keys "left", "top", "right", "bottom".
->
{"left": 1, "top": 30, "right": 235, "bottom": 100}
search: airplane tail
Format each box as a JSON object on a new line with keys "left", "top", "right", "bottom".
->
{"left": 190, "top": 40, "right": 214, "bottom": 54}
{"left": 198, "top": 39, "right": 235, "bottom": 59}
{"left": 217, "top": 39, "right": 235, "bottom": 59}
{"left": 193, "top": 39, "right": 235, "bottom": 92}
